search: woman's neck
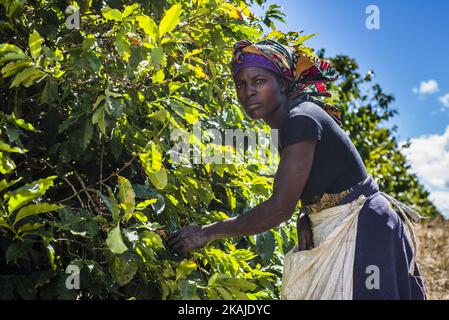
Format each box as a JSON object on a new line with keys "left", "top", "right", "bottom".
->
{"left": 264, "top": 96, "right": 291, "bottom": 129}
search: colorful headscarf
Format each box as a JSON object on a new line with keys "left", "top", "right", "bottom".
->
{"left": 231, "top": 39, "right": 342, "bottom": 126}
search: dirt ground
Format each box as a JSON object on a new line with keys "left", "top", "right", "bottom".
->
{"left": 414, "top": 215, "right": 449, "bottom": 300}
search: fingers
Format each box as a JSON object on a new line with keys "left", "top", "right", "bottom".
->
{"left": 167, "top": 230, "right": 192, "bottom": 255}
{"left": 298, "top": 230, "right": 314, "bottom": 251}
{"left": 298, "top": 233, "right": 307, "bottom": 251}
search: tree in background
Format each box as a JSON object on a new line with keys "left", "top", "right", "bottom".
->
{"left": 0, "top": 0, "right": 438, "bottom": 299}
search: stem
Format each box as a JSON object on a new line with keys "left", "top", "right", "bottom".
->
{"left": 59, "top": 156, "right": 137, "bottom": 204}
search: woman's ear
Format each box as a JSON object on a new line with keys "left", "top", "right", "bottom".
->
{"left": 279, "top": 77, "right": 289, "bottom": 95}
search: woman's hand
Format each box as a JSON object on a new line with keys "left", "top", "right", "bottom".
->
{"left": 166, "top": 225, "right": 212, "bottom": 255}
{"left": 297, "top": 214, "right": 314, "bottom": 251}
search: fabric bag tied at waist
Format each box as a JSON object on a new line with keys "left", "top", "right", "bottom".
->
{"left": 281, "top": 195, "right": 368, "bottom": 300}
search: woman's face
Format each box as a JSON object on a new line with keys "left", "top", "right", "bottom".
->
{"left": 234, "top": 67, "right": 287, "bottom": 120}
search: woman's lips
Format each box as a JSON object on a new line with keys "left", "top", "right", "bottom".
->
{"left": 247, "top": 103, "right": 261, "bottom": 111}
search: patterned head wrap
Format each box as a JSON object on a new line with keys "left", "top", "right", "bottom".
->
{"left": 231, "top": 39, "right": 342, "bottom": 126}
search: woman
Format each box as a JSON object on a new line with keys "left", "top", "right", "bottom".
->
{"left": 167, "top": 39, "right": 426, "bottom": 300}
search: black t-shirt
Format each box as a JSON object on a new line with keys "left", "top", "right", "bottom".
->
{"left": 279, "top": 95, "right": 368, "bottom": 205}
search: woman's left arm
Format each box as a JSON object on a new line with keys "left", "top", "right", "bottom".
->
{"left": 166, "top": 139, "right": 317, "bottom": 255}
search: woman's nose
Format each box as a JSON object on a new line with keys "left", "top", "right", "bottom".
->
{"left": 244, "top": 84, "right": 256, "bottom": 98}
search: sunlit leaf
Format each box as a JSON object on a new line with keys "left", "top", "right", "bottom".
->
{"left": 106, "top": 225, "right": 128, "bottom": 254}
{"left": 136, "top": 15, "right": 158, "bottom": 40}
{"left": 4, "top": 176, "right": 57, "bottom": 214}
{"left": 101, "top": 7, "right": 122, "bottom": 21}
{"left": 14, "top": 203, "right": 63, "bottom": 226}
{"left": 176, "top": 259, "right": 197, "bottom": 281}
{"left": 159, "top": 4, "right": 183, "bottom": 38}
{"left": 148, "top": 166, "right": 168, "bottom": 190}
{"left": 117, "top": 175, "right": 135, "bottom": 221}
{"left": 29, "top": 30, "right": 42, "bottom": 60}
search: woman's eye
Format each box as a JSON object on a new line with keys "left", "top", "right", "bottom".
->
{"left": 256, "top": 79, "right": 265, "bottom": 84}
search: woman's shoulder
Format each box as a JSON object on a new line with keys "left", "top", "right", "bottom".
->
{"left": 288, "top": 100, "right": 327, "bottom": 122}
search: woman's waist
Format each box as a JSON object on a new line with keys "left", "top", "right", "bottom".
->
{"left": 300, "top": 175, "right": 378, "bottom": 216}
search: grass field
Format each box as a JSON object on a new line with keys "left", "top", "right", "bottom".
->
{"left": 415, "top": 215, "right": 449, "bottom": 300}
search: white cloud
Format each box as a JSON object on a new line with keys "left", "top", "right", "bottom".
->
{"left": 401, "top": 125, "right": 449, "bottom": 219}
{"left": 430, "top": 191, "right": 449, "bottom": 220}
{"left": 412, "top": 79, "right": 439, "bottom": 95}
{"left": 439, "top": 93, "right": 449, "bottom": 108}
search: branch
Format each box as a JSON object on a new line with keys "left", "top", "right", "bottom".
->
{"left": 59, "top": 156, "right": 137, "bottom": 204}
{"left": 71, "top": 167, "right": 103, "bottom": 216}
{"left": 42, "top": 159, "right": 85, "bottom": 208}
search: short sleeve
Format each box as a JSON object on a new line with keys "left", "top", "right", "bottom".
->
{"left": 280, "top": 115, "right": 322, "bottom": 149}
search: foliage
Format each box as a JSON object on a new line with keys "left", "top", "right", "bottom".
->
{"left": 0, "top": 0, "right": 438, "bottom": 300}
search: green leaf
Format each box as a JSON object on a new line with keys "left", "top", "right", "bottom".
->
{"left": 227, "top": 287, "right": 249, "bottom": 300}
{"left": 107, "top": 186, "right": 121, "bottom": 223}
{"left": 84, "top": 52, "right": 101, "bottom": 72}
{"left": 139, "top": 141, "right": 162, "bottom": 174}
{"left": 12, "top": 113, "right": 38, "bottom": 132}
{"left": 4, "top": 176, "right": 57, "bottom": 214}
{"left": 105, "top": 88, "right": 122, "bottom": 97}
{"left": 92, "top": 96, "right": 105, "bottom": 112}
{"left": 135, "top": 198, "right": 157, "bottom": 210}
{"left": 10, "top": 67, "right": 45, "bottom": 88}
{"left": 224, "top": 187, "right": 236, "bottom": 210}
{"left": 106, "top": 225, "right": 128, "bottom": 254}
{"left": 101, "top": 7, "right": 122, "bottom": 21}
{"left": 29, "top": 30, "right": 42, "bottom": 60}
{"left": 0, "top": 140, "right": 27, "bottom": 153}
{"left": 168, "top": 99, "right": 199, "bottom": 124}
{"left": 14, "top": 203, "right": 63, "bottom": 226}
{"left": 75, "top": 117, "right": 93, "bottom": 152}
{"left": 115, "top": 32, "right": 130, "bottom": 61}
{"left": 273, "top": 229, "right": 284, "bottom": 255}
{"left": 6, "top": 239, "right": 33, "bottom": 264}
{"left": 148, "top": 166, "right": 168, "bottom": 190}
{"left": 0, "top": 52, "right": 27, "bottom": 64}
{"left": 40, "top": 80, "right": 58, "bottom": 104}
{"left": 1, "top": 60, "right": 31, "bottom": 78}
{"left": 178, "top": 279, "right": 196, "bottom": 300}
{"left": 293, "top": 33, "right": 317, "bottom": 46}
{"left": 221, "top": 277, "right": 257, "bottom": 291}
{"left": 110, "top": 255, "right": 138, "bottom": 286}
{"left": 0, "top": 152, "right": 16, "bottom": 174}
{"left": 215, "top": 286, "right": 233, "bottom": 300}
{"left": 141, "top": 230, "right": 164, "bottom": 249}
{"left": 92, "top": 105, "right": 106, "bottom": 134}
{"left": 82, "top": 34, "right": 96, "bottom": 51}
{"left": 150, "top": 46, "right": 164, "bottom": 68}
{"left": 17, "top": 222, "right": 43, "bottom": 235}
{"left": 176, "top": 259, "right": 197, "bottom": 281}
{"left": 159, "top": 4, "right": 183, "bottom": 38}
{"left": 117, "top": 175, "right": 135, "bottom": 221}
{"left": 0, "top": 43, "right": 25, "bottom": 56}
{"left": 136, "top": 15, "right": 158, "bottom": 40}
{"left": 123, "top": 4, "right": 140, "bottom": 17}
{"left": 134, "top": 211, "right": 148, "bottom": 222}
{"left": 151, "top": 69, "right": 164, "bottom": 84}
{"left": 0, "top": 178, "right": 22, "bottom": 193}
{"left": 46, "top": 244, "right": 56, "bottom": 270}
{"left": 1, "top": 0, "right": 24, "bottom": 18}
{"left": 256, "top": 231, "right": 275, "bottom": 264}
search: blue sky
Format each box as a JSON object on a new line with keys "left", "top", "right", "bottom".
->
{"left": 252, "top": 0, "right": 449, "bottom": 140}
{"left": 252, "top": 0, "right": 449, "bottom": 218}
